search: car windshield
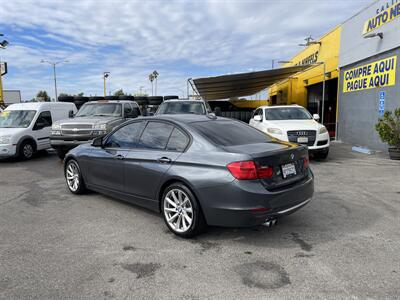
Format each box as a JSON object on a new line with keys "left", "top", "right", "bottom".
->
{"left": 265, "top": 107, "right": 312, "bottom": 120}
{"left": 76, "top": 103, "right": 122, "bottom": 117}
{"left": 157, "top": 102, "right": 205, "bottom": 115}
{"left": 0, "top": 110, "right": 36, "bottom": 128}
{"left": 191, "top": 120, "right": 273, "bottom": 146}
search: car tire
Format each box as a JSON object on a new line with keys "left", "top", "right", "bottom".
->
{"left": 104, "top": 96, "right": 119, "bottom": 100}
{"left": 58, "top": 96, "right": 74, "bottom": 102}
{"left": 118, "top": 95, "right": 135, "bottom": 101}
{"left": 163, "top": 95, "right": 179, "bottom": 101}
{"left": 148, "top": 96, "right": 163, "bottom": 105}
{"left": 134, "top": 96, "right": 148, "bottom": 106}
{"left": 161, "top": 183, "right": 206, "bottom": 238}
{"left": 73, "top": 100, "right": 86, "bottom": 108}
{"left": 19, "top": 140, "right": 35, "bottom": 160}
{"left": 314, "top": 149, "right": 329, "bottom": 159}
{"left": 56, "top": 149, "right": 68, "bottom": 160}
{"left": 65, "top": 159, "right": 86, "bottom": 194}
{"left": 89, "top": 96, "right": 104, "bottom": 101}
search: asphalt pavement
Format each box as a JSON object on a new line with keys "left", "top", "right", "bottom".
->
{"left": 0, "top": 143, "right": 399, "bottom": 299}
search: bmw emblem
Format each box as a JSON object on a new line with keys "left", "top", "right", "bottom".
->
{"left": 290, "top": 153, "right": 295, "bottom": 160}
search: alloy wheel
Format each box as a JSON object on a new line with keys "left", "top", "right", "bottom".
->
{"left": 163, "top": 188, "right": 194, "bottom": 233}
{"left": 23, "top": 143, "right": 34, "bottom": 159}
{"left": 66, "top": 162, "right": 80, "bottom": 192}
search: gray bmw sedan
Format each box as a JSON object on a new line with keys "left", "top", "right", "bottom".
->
{"left": 64, "top": 115, "right": 314, "bottom": 238}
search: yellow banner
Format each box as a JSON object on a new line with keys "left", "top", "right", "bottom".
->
{"left": 363, "top": 2, "right": 400, "bottom": 34}
{"left": 343, "top": 56, "right": 397, "bottom": 93}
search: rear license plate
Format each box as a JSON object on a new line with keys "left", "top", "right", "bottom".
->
{"left": 281, "top": 163, "right": 297, "bottom": 178}
{"left": 297, "top": 137, "right": 308, "bottom": 143}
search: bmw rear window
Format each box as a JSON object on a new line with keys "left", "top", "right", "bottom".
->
{"left": 191, "top": 120, "right": 272, "bottom": 146}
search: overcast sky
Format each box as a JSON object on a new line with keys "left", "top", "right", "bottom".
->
{"left": 0, "top": 0, "right": 373, "bottom": 100}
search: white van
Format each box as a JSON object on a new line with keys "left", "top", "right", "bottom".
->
{"left": 0, "top": 102, "right": 77, "bottom": 159}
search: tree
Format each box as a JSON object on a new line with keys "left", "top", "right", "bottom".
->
{"left": 58, "top": 93, "right": 70, "bottom": 97}
{"left": 76, "top": 92, "right": 84, "bottom": 96}
{"left": 36, "top": 90, "right": 51, "bottom": 102}
{"left": 113, "top": 89, "right": 125, "bottom": 97}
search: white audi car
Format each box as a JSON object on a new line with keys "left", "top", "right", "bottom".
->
{"left": 249, "top": 105, "right": 330, "bottom": 159}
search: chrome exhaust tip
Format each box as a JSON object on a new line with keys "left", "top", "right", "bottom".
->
{"left": 262, "top": 218, "right": 277, "bottom": 227}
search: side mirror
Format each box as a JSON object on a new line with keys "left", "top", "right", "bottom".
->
{"left": 254, "top": 115, "right": 262, "bottom": 122}
{"left": 313, "top": 114, "right": 320, "bottom": 121}
{"left": 68, "top": 110, "right": 75, "bottom": 118}
{"left": 92, "top": 137, "right": 103, "bottom": 147}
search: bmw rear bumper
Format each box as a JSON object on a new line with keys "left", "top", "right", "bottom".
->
{"left": 196, "top": 171, "right": 314, "bottom": 227}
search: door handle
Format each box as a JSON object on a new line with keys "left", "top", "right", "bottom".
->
{"left": 114, "top": 154, "right": 125, "bottom": 160}
{"left": 158, "top": 157, "right": 172, "bottom": 164}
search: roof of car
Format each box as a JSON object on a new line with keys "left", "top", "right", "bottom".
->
{"left": 87, "top": 100, "right": 136, "bottom": 104}
{"left": 163, "top": 99, "right": 205, "bottom": 103}
{"left": 5, "top": 102, "right": 75, "bottom": 110}
{"left": 144, "top": 114, "right": 230, "bottom": 124}
{"left": 257, "top": 104, "right": 302, "bottom": 109}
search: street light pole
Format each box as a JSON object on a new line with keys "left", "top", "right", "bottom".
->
{"left": 0, "top": 33, "right": 9, "bottom": 106}
{"left": 53, "top": 63, "right": 58, "bottom": 101}
{"left": 103, "top": 72, "right": 110, "bottom": 97}
{"left": 41, "top": 59, "right": 68, "bottom": 101}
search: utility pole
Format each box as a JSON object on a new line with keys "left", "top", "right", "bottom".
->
{"left": 41, "top": 59, "right": 68, "bottom": 101}
{"left": 103, "top": 72, "right": 110, "bottom": 97}
{"left": 0, "top": 33, "right": 9, "bottom": 106}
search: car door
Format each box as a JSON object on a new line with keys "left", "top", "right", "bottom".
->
{"left": 32, "top": 111, "right": 52, "bottom": 150}
{"left": 124, "top": 121, "right": 187, "bottom": 204}
{"left": 86, "top": 121, "right": 145, "bottom": 192}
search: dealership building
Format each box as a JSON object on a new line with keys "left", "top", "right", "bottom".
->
{"left": 338, "top": 0, "right": 400, "bottom": 150}
{"left": 268, "top": 0, "right": 400, "bottom": 151}
{"left": 192, "top": 0, "right": 399, "bottom": 151}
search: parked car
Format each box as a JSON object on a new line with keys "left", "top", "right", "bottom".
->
{"left": 0, "top": 102, "right": 77, "bottom": 160}
{"left": 51, "top": 100, "right": 141, "bottom": 159}
{"left": 155, "top": 99, "right": 213, "bottom": 115}
{"left": 249, "top": 105, "right": 330, "bottom": 159}
{"left": 64, "top": 114, "right": 314, "bottom": 238}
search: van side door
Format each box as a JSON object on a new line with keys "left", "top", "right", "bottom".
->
{"left": 32, "top": 111, "right": 52, "bottom": 150}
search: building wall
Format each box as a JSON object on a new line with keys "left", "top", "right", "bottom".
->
{"left": 269, "top": 26, "right": 341, "bottom": 107}
{"left": 338, "top": 48, "right": 400, "bottom": 150}
{"left": 340, "top": 0, "right": 400, "bottom": 67}
{"left": 338, "top": 0, "right": 400, "bottom": 150}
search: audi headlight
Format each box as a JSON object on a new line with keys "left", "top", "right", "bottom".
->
{"left": 319, "top": 126, "right": 328, "bottom": 134}
{"left": 267, "top": 128, "right": 283, "bottom": 135}
{"left": 52, "top": 124, "right": 61, "bottom": 130}
{"left": 0, "top": 135, "right": 12, "bottom": 144}
{"left": 94, "top": 124, "right": 107, "bottom": 130}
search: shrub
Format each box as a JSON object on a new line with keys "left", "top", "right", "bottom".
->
{"left": 375, "top": 108, "right": 400, "bottom": 148}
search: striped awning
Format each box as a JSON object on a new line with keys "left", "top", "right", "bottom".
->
{"left": 192, "top": 65, "right": 310, "bottom": 100}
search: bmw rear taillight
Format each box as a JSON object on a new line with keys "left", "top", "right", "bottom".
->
{"left": 227, "top": 161, "right": 273, "bottom": 180}
{"left": 303, "top": 156, "right": 309, "bottom": 169}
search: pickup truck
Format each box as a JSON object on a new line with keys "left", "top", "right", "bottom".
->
{"left": 50, "top": 100, "right": 141, "bottom": 159}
